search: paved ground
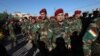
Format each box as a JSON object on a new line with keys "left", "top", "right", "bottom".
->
{"left": 4, "top": 34, "right": 35, "bottom": 56}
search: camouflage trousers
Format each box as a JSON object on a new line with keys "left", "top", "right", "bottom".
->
{"left": 21, "top": 27, "right": 26, "bottom": 35}
{"left": 9, "top": 34, "right": 17, "bottom": 48}
{"left": 91, "top": 42, "right": 100, "bottom": 56}
{"left": 83, "top": 44, "right": 91, "bottom": 56}
{"left": 9, "top": 34, "right": 16, "bottom": 41}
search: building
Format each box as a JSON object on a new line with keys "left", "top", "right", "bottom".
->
{"left": 12, "top": 12, "right": 32, "bottom": 19}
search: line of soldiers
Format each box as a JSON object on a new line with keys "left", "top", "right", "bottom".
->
{"left": 2, "top": 8, "right": 100, "bottom": 56}
{"left": 4, "top": 8, "right": 82, "bottom": 50}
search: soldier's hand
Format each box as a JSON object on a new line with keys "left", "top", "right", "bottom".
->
{"left": 87, "top": 40, "right": 93, "bottom": 44}
{"left": 68, "top": 44, "right": 71, "bottom": 49}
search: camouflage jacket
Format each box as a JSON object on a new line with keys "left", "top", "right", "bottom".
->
{"left": 48, "top": 20, "right": 69, "bottom": 42}
{"left": 30, "top": 18, "right": 50, "bottom": 40}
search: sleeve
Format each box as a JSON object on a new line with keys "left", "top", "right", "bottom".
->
{"left": 47, "top": 22, "right": 54, "bottom": 39}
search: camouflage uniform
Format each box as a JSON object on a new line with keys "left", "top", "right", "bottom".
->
{"left": 48, "top": 20, "right": 69, "bottom": 48}
{"left": 8, "top": 21, "right": 16, "bottom": 47}
{"left": 82, "top": 27, "right": 93, "bottom": 56}
{"left": 66, "top": 17, "right": 82, "bottom": 37}
{"left": 26, "top": 21, "right": 33, "bottom": 41}
{"left": 20, "top": 19, "right": 27, "bottom": 35}
{"left": 83, "top": 27, "right": 96, "bottom": 56}
{"left": 69, "top": 17, "right": 82, "bottom": 35}
{"left": 30, "top": 22, "right": 40, "bottom": 43}
{"left": 39, "top": 19, "right": 50, "bottom": 47}
{"left": 32, "top": 18, "right": 50, "bottom": 48}
{"left": 91, "top": 17, "right": 100, "bottom": 56}
{"left": 21, "top": 18, "right": 30, "bottom": 40}
{"left": 83, "top": 18, "right": 99, "bottom": 56}
{"left": 65, "top": 17, "right": 74, "bottom": 36}
{"left": 65, "top": 17, "right": 82, "bottom": 50}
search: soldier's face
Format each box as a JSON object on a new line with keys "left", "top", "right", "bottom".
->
{"left": 29, "top": 18, "right": 32, "bottom": 21}
{"left": 40, "top": 12, "right": 46, "bottom": 19}
{"left": 65, "top": 16, "right": 68, "bottom": 19}
{"left": 31, "top": 19, "right": 35, "bottom": 24}
{"left": 56, "top": 13, "right": 64, "bottom": 22}
{"left": 75, "top": 14, "right": 81, "bottom": 18}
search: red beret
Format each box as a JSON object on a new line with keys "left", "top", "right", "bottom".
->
{"left": 55, "top": 8, "right": 64, "bottom": 16}
{"left": 40, "top": 8, "right": 47, "bottom": 14}
{"left": 38, "top": 16, "right": 42, "bottom": 19}
{"left": 32, "top": 16, "right": 36, "bottom": 19}
{"left": 75, "top": 10, "right": 81, "bottom": 14}
{"left": 29, "top": 16, "right": 33, "bottom": 19}
{"left": 64, "top": 13, "right": 68, "bottom": 16}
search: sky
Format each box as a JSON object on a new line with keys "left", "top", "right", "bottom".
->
{"left": 0, "top": 0, "right": 100, "bottom": 16}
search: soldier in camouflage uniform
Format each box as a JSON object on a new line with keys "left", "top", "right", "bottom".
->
{"left": 65, "top": 17, "right": 74, "bottom": 35}
{"left": 26, "top": 16, "right": 34, "bottom": 43}
{"left": 64, "top": 10, "right": 82, "bottom": 40}
{"left": 83, "top": 10, "right": 100, "bottom": 56}
{"left": 71, "top": 10, "right": 82, "bottom": 35}
{"left": 83, "top": 16, "right": 100, "bottom": 56}
{"left": 48, "top": 9, "right": 70, "bottom": 50}
{"left": 67, "top": 10, "right": 83, "bottom": 56}
{"left": 20, "top": 18, "right": 24, "bottom": 34}
{"left": 64, "top": 13, "right": 69, "bottom": 19}
{"left": 64, "top": 13, "right": 76, "bottom": 49}
{"left": 21, "top": 17, "right": 30, "bottom": 41}
{"left": 8, "top": 19, "right": 16, "bottom": 47}
{"left": 29, "top": 16, "right": 37, "bottom": 43}
{"left": 32, "top": 8, "right": 50, "bottom": 49}
{"left": 40, "top": 8, "right": 50, "bottom": 48}
{"left": 20, "top": 17, "right": 27, "bottom": 35}
{"left": 91, "top": 17, "right": 100, "bottom": 56}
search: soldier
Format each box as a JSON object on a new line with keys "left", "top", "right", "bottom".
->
{"left": 64, "top": 13, "right": 69, "bottom": 19}
{"left": 20, "top": 17, "right": 25, "bottom": 35}
{"left": 29, "top": 16, "right": 37, "bottom": 43}
{"left": 26, "top": 17, "right": 32, "bottom": 42}
{"left": 64, "top": 13, "right": 70, "bottom": 25}
{"left": 91, "top": 18, "right": 100, "bottom": 56}
{"left": 83, "top": 10, "right": 100, "bottom": 56}
{"left": 48, "top": 8, "right": 69, "bottom": 50}
{"left": 64, "top": 13, "right": 73, "bottom": 40}
{"left": 83, "top": 23, "right": 96, "bottom": 56}
{"left": 0, "top": 28, "right": 9, "bottom": 56}
{"left": 40, "top": 8, "right": 51, "bottom": 49}
{"left": 92, "top": 10, "right": 99, "bottom": 21}
{"left": 20, "top": 17, "right": 30, "bottom": 41}
{"left": 29, "top": 16, "right": 33, "bottom": 21}
{"left": 81, "top": 12, "right": 89, "bottom": 38}
{"left": 71, "top": 10, "right": 82, "bottom": 35}
{"left": 32, "top": 8, "right": 50, "bottom": 49}
{"left": 8, "top": 19, "right": 16, "bottom": 47}
{"left": 69, "top": 10, "right": 83, "bottom": 56}
{"left": 50, "top": 16, "right": 55, "bottom": 22}
{"left": 25, "top": 16, "right": 33, "bottom": 43}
